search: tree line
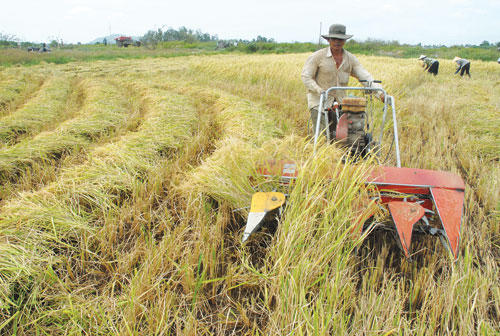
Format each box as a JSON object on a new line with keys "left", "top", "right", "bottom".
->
{"left": 140, "top": 26, "right": 218, "bottom": 49}
{"left": 1, "top": 28, "right": 499, "bottom": 62}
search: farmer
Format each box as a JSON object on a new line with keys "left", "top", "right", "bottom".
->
{"left": 453, "top": 56, "right": 471, "bottom": 78}
{"left": 497, "top": 57, "right": 500, "bottom": 64}
{"left": 418, "top": 55, "right": 439, "bottom": 75}
{"left": 302, "top": 23, "right": 384, "bottom": 138}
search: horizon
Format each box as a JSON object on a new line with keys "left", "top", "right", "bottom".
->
{"left": 2, "top": 0, "right": 499, "bottom": 47}
{"left": 5, "top": 30, "right": 500, "bottom": 48}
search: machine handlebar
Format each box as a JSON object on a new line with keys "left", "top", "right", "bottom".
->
{"left": 359, "top": 79, "right": 382, "bottom": 85}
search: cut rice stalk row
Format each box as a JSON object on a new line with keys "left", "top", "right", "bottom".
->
{"left": 0, "top": 70, "right": 44, "bottom": 117}
{"left": 0, "top": 87, "right": 198, "bottom": 326}
{"left": 0, "top": 74, "right": 71, "bottom": 145}
{"left": 0, "top": 78, "right": 133, "bottom": 188}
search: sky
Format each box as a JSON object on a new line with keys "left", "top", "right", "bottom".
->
{"left": 2, "top": 0, "right": 499, "bottom": 46}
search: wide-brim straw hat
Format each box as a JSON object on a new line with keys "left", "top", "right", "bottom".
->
{"left": 321, "top": 24, "right": 353, "bottom": 40}
{"left": 418, "top": 55, "right": 427, "bottom": 60}
{"left": 453, "top": 56, "right": 461, "bottom": 62}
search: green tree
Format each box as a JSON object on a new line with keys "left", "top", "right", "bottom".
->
{"left": 479, "top": 40, "right": 490, "bottom": 48}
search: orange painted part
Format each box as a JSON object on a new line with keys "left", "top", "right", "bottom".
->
{"left": 336, "top": 113, "right": 348, "bottom": 140}
{"left": 431, "top": 188, "right": 465, "bottom": 259}
{"left": 377, "top": 185, "right": 430, "bottom": 195}
{"left": 257, "top": 163, "right": 466, "bottom": 193}
{"left": 388, "top": 202, "right": 425, "bottom": 258}
{"left": 380, "top": 196, "right": 433, "bottom": 211}
{"left": 368, "top": 166, "right": 465, "bottom": 191}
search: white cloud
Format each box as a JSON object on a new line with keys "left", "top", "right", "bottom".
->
{"left": 70, "top": 6, "right": 93, "bottom": 14}
{"left": 108, "top": 12, "right": 125, "bottom": 19}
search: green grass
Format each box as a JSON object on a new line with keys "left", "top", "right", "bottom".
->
{"left": 0, "top": 46, "right": 221, "bottom": 67}
{"left": 2, "top": 40, "right": 499, "bottom": 67}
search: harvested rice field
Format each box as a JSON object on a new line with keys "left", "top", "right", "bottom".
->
{"left": 0, "top": 54, "right": 499, "bottom": 335}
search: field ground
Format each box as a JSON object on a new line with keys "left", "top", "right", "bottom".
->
{"left": 0, "top": 53, "right": 499, "bottom": 335}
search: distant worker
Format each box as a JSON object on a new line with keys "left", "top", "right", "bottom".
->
{"left": 103, "top": 38, "right": 107, "bottom": 46}
{"left": 497, "top": 57, "right": 500, "bottom": 64}
{"left": 302, "top": 23, "right": 384, "bottom": 138}
{"left": 418, "top": 55, "right": 439, "bottom": 76}
{"left": 453, "top": 56, "right": 471, "bottom": 78}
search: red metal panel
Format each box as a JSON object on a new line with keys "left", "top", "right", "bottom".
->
{"left": 115, "top": 36, "right": 132, "bottom": 41}
{"left": 379, "top": 196, "right": 433, "bottom": 212}
{"left": 336, "top": 113, "right": 348, "bottom": 140}
{"left": 368, "top": 166, "right": 465, "bottom": 191}
{"left": 375, "top": 185, "right": 430, "bottom": 195}
{"left": 388, "top": 201, "right": 425, "bottom": 258}
{"left": 431, "top": 188, "right": 464, "bottom": 259}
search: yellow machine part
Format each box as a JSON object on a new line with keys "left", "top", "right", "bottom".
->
{"left": 250, "top": 192, "right": 286, "bottom": 213}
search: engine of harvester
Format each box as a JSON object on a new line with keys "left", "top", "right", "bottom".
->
{"left": 330, "top": 97, "right": 370, "bottom": 156}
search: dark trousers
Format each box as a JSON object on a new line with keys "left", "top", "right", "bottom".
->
{"left": 460, "top": 63, "right": 471, "bottom": 77}
{"left": 428, "top": 61, "right": 439, "bottom": 75}
{"left": 310, "top": 108, "right": 335, "bottom": 139}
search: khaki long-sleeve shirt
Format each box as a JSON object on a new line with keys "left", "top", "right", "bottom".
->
{"left": 301, "top": 47, "right": 382, "bottom": 109}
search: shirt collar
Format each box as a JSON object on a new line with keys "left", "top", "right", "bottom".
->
{"left": 325, "top": 47, "right": 344, "bottom": 58}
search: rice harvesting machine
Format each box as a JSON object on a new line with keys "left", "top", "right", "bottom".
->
{"left": 242, "top": 84, "right": 465, "bottom": 259}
